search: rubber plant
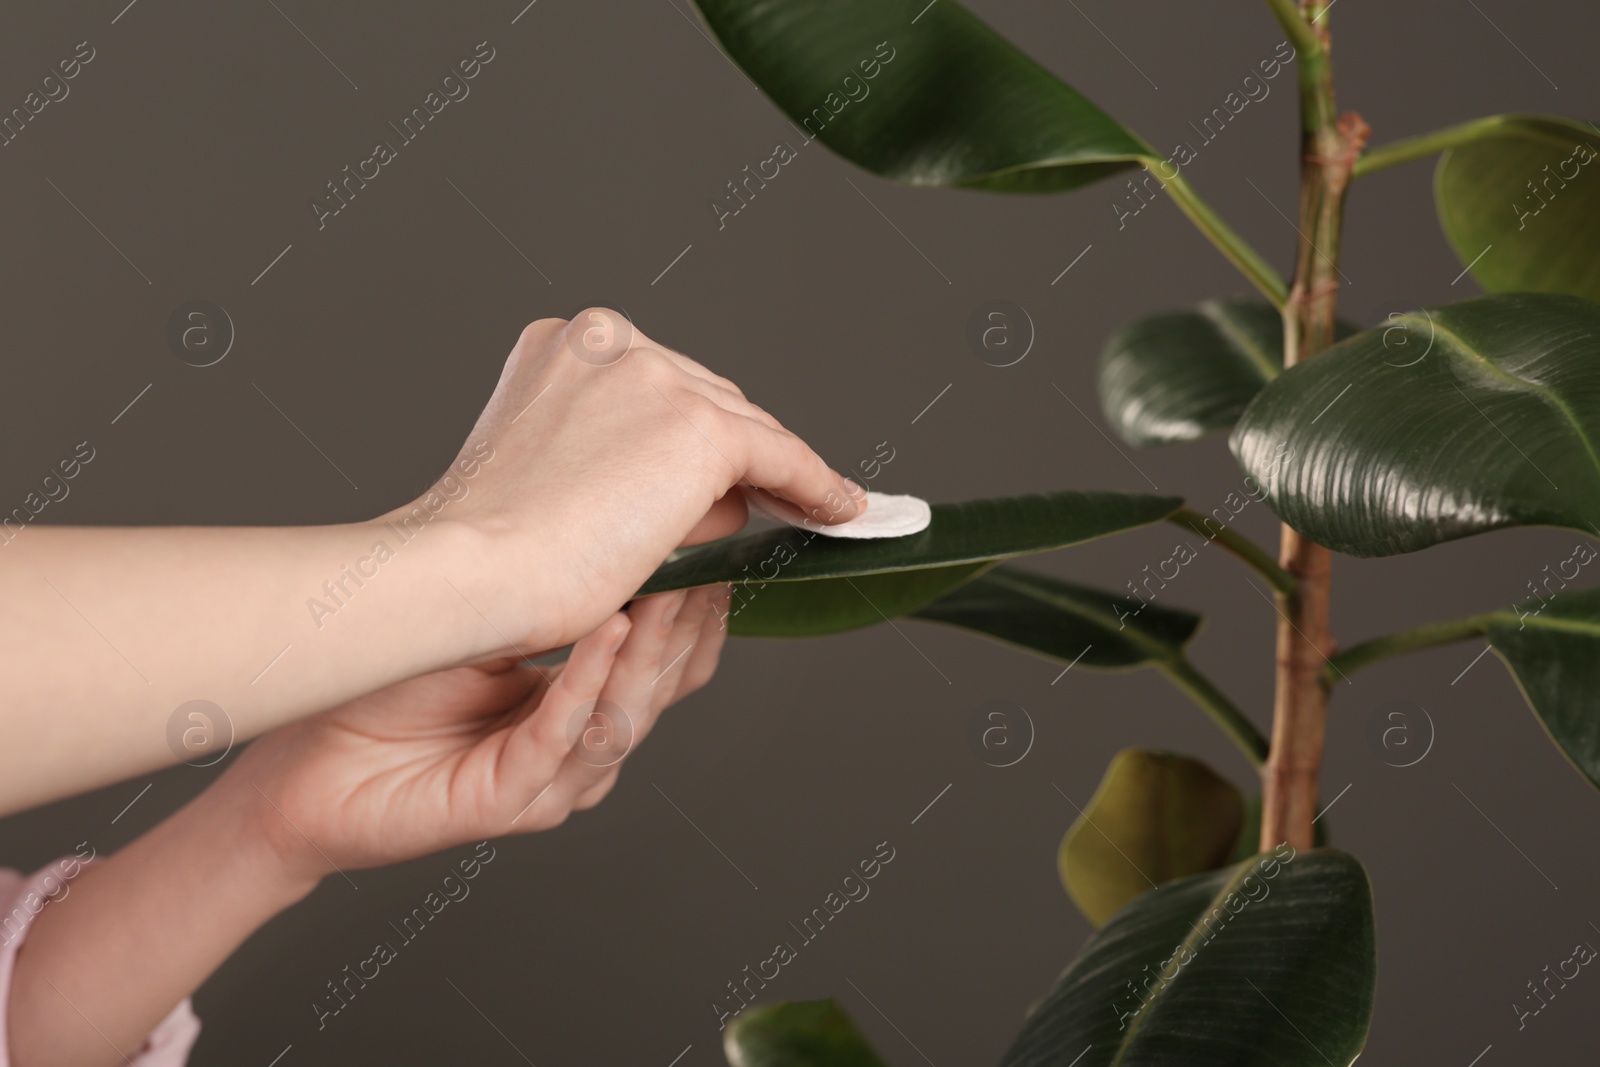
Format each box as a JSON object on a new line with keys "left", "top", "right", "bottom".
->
{"left": 640, "top": 1, "right": 1600, "bottom": 1062}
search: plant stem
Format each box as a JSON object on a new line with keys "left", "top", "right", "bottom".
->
{"left": 1353, "top": 115, "right": 1573, "bottom": 178}
{"left": 1325, "top": 616, "right": 1490, "bottom": 684}
{"left": 1259, "top": 0, "right": 1369, "bottom": 851}
{"left": 1260, "top": 0, "right": 1322, "bottom": 65}
{"left": 1160, "top": 659, "right": 1269, "bottom": 767}
{"left": 1145, "top": 162, "right": 1290, "bottom": 308}
{"left": 1166, "top": 508, "right": 1296, "bottom": 597}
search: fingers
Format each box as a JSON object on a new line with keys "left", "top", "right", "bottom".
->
{"left": 536, "top": 590, "right": 688, "bottom": 813}
{"left": 649, "top": 585, "right": 727, "bottom": 711}
{"left": 569, "top": 585, "right": 731, "bottom": 811}
{"left": 499, "top": 612, "right": 630, "bottom": 829}
{"left": 661, "top": 585, "right": 733, "bottom": 707}
{"left": 719, "top": 413, "right": 861, "bottom": 525}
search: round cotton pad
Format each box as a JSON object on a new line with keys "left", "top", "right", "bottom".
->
{"left": 742, "top": 487, "right": 932, "bottom": 539}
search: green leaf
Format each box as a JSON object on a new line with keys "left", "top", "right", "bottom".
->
{"left": 1231, "top": 292, "right": 1600, "bottom": 557}
{"left": 724, "top": 999, "right": 889, "bottom": 1067}
{"left": 727, "top": 561, "right": 993, "bottom": 636}
{"left": 911, "top": 565, "right": 1200, "bottom": 669}
{"left": 643, "top": 492, "right": 1181, "bottom": 636}
{"left": 1000, "top": 849, "right": 1376, "bottom": 1067}
{"left": 1100, "top": 301, "right": 1357, "bottom": 447}
{"left": 1480, "top": 585, "right": 1600, "bottom": 792}
{"left": 914, "top": 566, "right": 1270, "bottom": 764}
{"left": 690, "top": 0, "right": 1150, "bottom": 192}
{"left": 1435, "top": 115, "right": 1600, "bottom": 302}
{"left": 644, "top": 490, "right": 1181, "bottom": 594}
{"left": 1059, "top": 750, "right": 1244, "bottom": 927}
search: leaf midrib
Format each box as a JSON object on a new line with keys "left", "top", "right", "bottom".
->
{"left": 1107, "top": 859, "right": 1262, "bottom": 1066}
{"left": 1397, "top": 313, "right": 1600, "bottom": 491}
{"left": 1483, "top": 608, "right": 1600, "bottom": 637}
{"left": 1200, "top": 301, "right": 1279, "bottom": 382}
{"left": 1490, "top": 118, "right": 1600, "bottom": 154}
{"left": 982, "top": 568, "right": 1186, "bottom": 664}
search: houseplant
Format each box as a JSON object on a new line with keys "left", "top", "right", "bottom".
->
{"left": 642, "top": 0, "right": 1600, "bottom": 1061}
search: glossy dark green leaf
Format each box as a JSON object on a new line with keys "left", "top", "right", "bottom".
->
{"left": 1059, "top": 749, "right": 1244, "bottom": 926}
{"left": 1231, "top": 292, "right": 1600, "bottom": 557}
{"left": 1436, "top": 115, "right": 1600, "bottom": 301}
{"left": 727, "top": 561, "right": 992, "bottom": 636}
{"left": 1001, "top": 849, "right": 1375, "bottom": 1067}
{"left": 911, "top": 564, "right": 1200, "bottom": 669}
{"left": 643, "top": 491, "right": 1182, "bottom": 594}
{"left": 690, "top": 0, "right": 1150, "bottom": 192}
{"left": 1100, "top": 301, "right": 1357, "bottom": 447}
{"left": 724, "top": 999, "right": 889, "bottom": 1067}
{"left": 1481, "top": 584, "right": 1600, "bottom": 792}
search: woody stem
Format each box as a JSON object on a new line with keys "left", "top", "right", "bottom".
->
{"left": 1259, "top": 0, "right": 1367, "bottom": 852}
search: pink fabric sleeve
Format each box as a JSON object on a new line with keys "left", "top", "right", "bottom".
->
{"left": 0, "top": 859, "right": 201, "bottom": 1066}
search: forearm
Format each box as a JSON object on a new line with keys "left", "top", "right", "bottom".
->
{"left": 8, "top": 782, "right": 318, "bottom": 1067}
{"left": 0, "top": 516, "right": 513, "bottom": 814}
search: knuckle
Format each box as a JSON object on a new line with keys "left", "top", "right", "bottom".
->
{"left": 622, "top": 346, "right": 672, "bottom": 384}
{"left": 517, "top": 317, "right": 567, "bottom": 351}
{"left": 572, "top": 304, "right": 624, "bottom": 324}
{"left": 672, "top": 389, "right": 723, "bottom": 425}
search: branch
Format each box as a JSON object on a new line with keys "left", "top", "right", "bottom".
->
{"left": 1148, "top": 163, "right": 1291, "bottom": 308}
{"left": 1324, "top": 616, "right": 1491, "bottom": 686}
{"left": 1160, "top": 658, "right": 1270, "bottom": 766}
{"left": 1354, "top": 114, "right": 1577, "bottom": 178}
{"left": 1167, "top": 508, "right": 1296, "bottom": 597}
{"left": 1261, "top": 0, "right": 1322, "bottom": 65}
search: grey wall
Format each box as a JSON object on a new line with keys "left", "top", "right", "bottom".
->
{"left": 0, "top": 0, "right": 1595, "bottom": 1063}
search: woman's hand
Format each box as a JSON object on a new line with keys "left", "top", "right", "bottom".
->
{"left": 228, "top": 586, "right": 729, "bottom": 881}
{"left": 410, "top": 309, "right": 862, "bottom": 656}
{"left": 0, "top": 308, "right": 838, "bottom": 816}
{"left": 8, "top": 589, "right": 728, "bottom": 1066}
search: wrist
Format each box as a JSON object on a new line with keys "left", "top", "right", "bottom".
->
{"left": 187, "top": 761, "right": 324, "bottom": 910}
{"left": 357, "top": 505, "right": 558, "bottom": 662}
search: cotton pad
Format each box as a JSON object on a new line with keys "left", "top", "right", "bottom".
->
{"left": 742, "top": 486, "right": 932, "bottom": 539}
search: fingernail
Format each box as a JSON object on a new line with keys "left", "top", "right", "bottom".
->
{"left": 844, "top": 478, "right": 865, "bottom": 499}
{"left": 662, "top": 589, "right": 689, "bottom": 628}
{"left": 611, "top": 616, "right": 632, "bottom": 652}
{"left": 718, "top": 583, "right": 734, "bottom": 605}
